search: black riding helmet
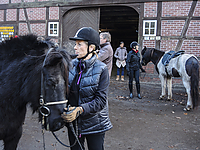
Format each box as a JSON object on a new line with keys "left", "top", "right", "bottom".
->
{"left": 130, "top": 41, "right": 139, "bottom": 49}
{"left": 69, "top": 27, "right": 100, "bottom": 60}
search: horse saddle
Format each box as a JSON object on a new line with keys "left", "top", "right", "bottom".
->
{"left": 162, "top": 50, "right": 185, "bottom": 66}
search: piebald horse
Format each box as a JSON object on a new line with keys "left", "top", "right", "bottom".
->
{"left": 141, "top": 47, "right": 199, "bottom": 111}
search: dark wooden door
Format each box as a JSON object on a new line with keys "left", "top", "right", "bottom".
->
{"left": 62, "top": 7, "right": 100, "bottom": 54}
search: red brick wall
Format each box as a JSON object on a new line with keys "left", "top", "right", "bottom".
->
{"left": 143, "top": 40, "right": 155, "bottom": 48}
{"left": 0, "top": 0, "right": 9, "bottom": 4}
{"left": 187, "top": 20, "right": 200, "bottom": 37}
{"left": 0, "top": 10, "right": 4, "bottom": 21}
{"left": 161, "top": 20, "right": 185, "bottom": 36}
{"left": 19, "top": 9, "right": 26, "bottom": 21}
{"left": 26, "top": 7, "right": 46, "bottom": 20}
{"left": 6, "top": 9, "right": 17, "bottom": 21}
{"left": 11, "top": 0, "right": 21, "bottom": 3}
{"left": 162, "top": 1, "right": 192, "bottom": 17}
{"left": 160, "top": 40, "right": 178, "bottom": 51}
{"left": 19, "top": 23, "right": 29, "bottom": 35}
{"left": 193, "top": 1, "right": 200, "bottom": 16}
{"left": 144, "top": 2, "right": 157, "bottom": 17}
{"left": 181, "top": 40, "right": 200, "bottom": 56}
{"left": 49, "top": 7, "right": 59, "bottom": 20}
{"left": 31, "top": 23, "right": 46, "bottom": 36}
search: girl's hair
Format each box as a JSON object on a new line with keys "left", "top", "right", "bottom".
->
{"left": 100, "top": 32, "right": 111, "bottom": 42}
{"left": 120, "top": 41, "right": 124, "bottom": 45}
{"left": 87, "top": 42, "right": 98, "bottom": 58}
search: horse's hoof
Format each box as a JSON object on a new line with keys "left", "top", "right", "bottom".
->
{"left": 167, "top": 98, "right": 171, "bottom": 101}
{"left": 159, "top": 96, "right": 164, "bottom": 100}
{"left": 183, "top": 107, "right": 191, "bottom": 111}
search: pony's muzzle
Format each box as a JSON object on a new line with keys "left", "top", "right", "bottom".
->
{"left": 39, "top": 106, "right": 50, "bottom": 117}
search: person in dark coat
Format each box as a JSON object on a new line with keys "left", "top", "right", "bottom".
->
{"left": 126, "top": 41, "right": 145, "bottom": 99}
{"left": 61, "top": 27, "right": 112, "bottom": 150}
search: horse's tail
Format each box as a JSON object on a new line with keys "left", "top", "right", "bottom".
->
{"left": 190, "top": 57, "right": 199, "bottom": 109}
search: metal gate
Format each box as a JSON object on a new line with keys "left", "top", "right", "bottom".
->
{"left": 62, "top": 7, "right": 100, "bottom": 54}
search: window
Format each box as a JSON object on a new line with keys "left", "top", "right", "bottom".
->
{"left": 143, "top": 20, "right": 157, "bottom": 36}
{"left": 48, "top": 22, "right": 59, "bottom": 36}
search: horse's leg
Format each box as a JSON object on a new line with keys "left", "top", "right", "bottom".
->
{"left": 182, "top": 79, "right": 193, "bottom": 111}
{"left": 167, "top": 77, "right": 172, "bottom": 100}
{"left": 159, "top": 75, "right": 166, "bottom": 99}
{"left": 3, "top": 126, "right": 22, "bottom": 150}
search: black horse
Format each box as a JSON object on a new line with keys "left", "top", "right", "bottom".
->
{"left": 0, "top": 35, "right": 71, "bottom": 150}
{"left": 141, "top": 47, "right": 199, "bottom": 111}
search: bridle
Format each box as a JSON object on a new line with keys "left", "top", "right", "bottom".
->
{"left": 39, "top": 48, "right": 68, "bottom": 126}
{"left": 39, "top": 48, "right": 83, "bottom": 150}
{"left": 150, "top": 48, "right": 154, "bottom": 59}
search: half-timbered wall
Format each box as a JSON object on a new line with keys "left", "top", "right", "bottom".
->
{"left": 142, "top": 1, "right": 200, "bottom": 84}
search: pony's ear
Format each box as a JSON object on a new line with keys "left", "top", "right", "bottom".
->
{"left": 44, "top": 52, "right": 62, "bottom": 66}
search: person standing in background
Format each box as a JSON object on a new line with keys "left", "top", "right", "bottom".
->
{"left": 114, "top": 41, "right": 127, "bottom": 81}
{"left": 98, "top": 32, "right": 113, "bottom": 77}
{"left": 126, "top": 41, "right": 145, "bottom": 99}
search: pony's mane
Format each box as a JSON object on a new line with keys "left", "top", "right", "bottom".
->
{"left": 142, "top": 46, "right": 162, "bottom": 55}
{"left": 0, "top": 34, "right": 49, "bottom": 62}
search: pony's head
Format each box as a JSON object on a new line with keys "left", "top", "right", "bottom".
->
{"left": 141, "top": 46, "right": 153, "bottom": 66}
{"left": 39, "top": 47, "right": 71, "bottom": 132}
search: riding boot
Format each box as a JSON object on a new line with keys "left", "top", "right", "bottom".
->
{"left": 129, "top": 83, "right": 133, "bottom": 98}
{"left": 116, "top": 75, "right": 120, "bottom": 81}
{"left": 121, "top": 75, "right": 124, "bottom": 81}
{"left": 136, "top": 83, "right": 142, "bottom": 99}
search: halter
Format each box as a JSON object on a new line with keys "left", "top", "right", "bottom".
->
{"left": 39, "top": 48, "right": 83, "bottom": 150}
{"left": 150, "top": 48, "right": 154, "bottom": 59}
{"left": 39, "top": 48, "right": 68, "bottom": 125}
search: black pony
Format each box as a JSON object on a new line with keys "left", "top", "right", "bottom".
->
{"left": 0, "top": 35, "right": 71, "bottom": 150}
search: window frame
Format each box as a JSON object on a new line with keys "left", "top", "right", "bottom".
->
{"left": 48, "top": 22, "right": 59, "bottom": 36}
{"left": 143, "top": 20, "right": 157, "bottom": 36}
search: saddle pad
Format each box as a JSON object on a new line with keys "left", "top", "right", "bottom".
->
{"left": 162, "top": 51, "right": 175, "bottom": 65}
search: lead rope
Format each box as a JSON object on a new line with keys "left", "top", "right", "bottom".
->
{"left": 42, "top": 116, "right": 46, "bottom": 150}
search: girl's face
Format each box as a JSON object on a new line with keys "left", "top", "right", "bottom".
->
{"left": 136, "top": 45, "right": 139, "bottom": 50}
{"left": 120, "top": 43, "right": 124, "bottom": 48}
{"left": 74, "top": 40, "right": 88, "bottom": 59}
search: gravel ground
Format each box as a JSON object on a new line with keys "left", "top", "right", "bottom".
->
{"left": 1, "top": 78, "right": 200, "bottom": 150}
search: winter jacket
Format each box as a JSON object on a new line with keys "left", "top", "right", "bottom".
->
{"left": 126, "top": 50, "right": 143, "bottom": 71}
{"left": 114, "top": 47, "right": 127, "bottom": 61}
{"left": 98, "top": 42, "right": 113, "bottom": 77}
{"left": 68, "top": 55, "right": 113, "bottom": 135}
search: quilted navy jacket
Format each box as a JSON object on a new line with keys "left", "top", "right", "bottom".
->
{"left": 68, "top": 55, "right": 113, "bottom": 135}
{"left": 126, "top": 50, "right": 142, "bottom": 71}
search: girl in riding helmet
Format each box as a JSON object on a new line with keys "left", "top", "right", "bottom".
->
{"left": 126, "top": 41, "right": 145, "bottom": 99}
{"left": 62, "top": 27, "right": 112, "bottom": 150}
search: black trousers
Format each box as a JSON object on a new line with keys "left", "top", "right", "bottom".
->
{"left": 129, "top": 69, "right": 140, "bottom": 94}
{"left": 68, "top": 127, "right": 105, "bottom": 150}
{"left": 129, "top": 69, "right": 140, "bottom": 84}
